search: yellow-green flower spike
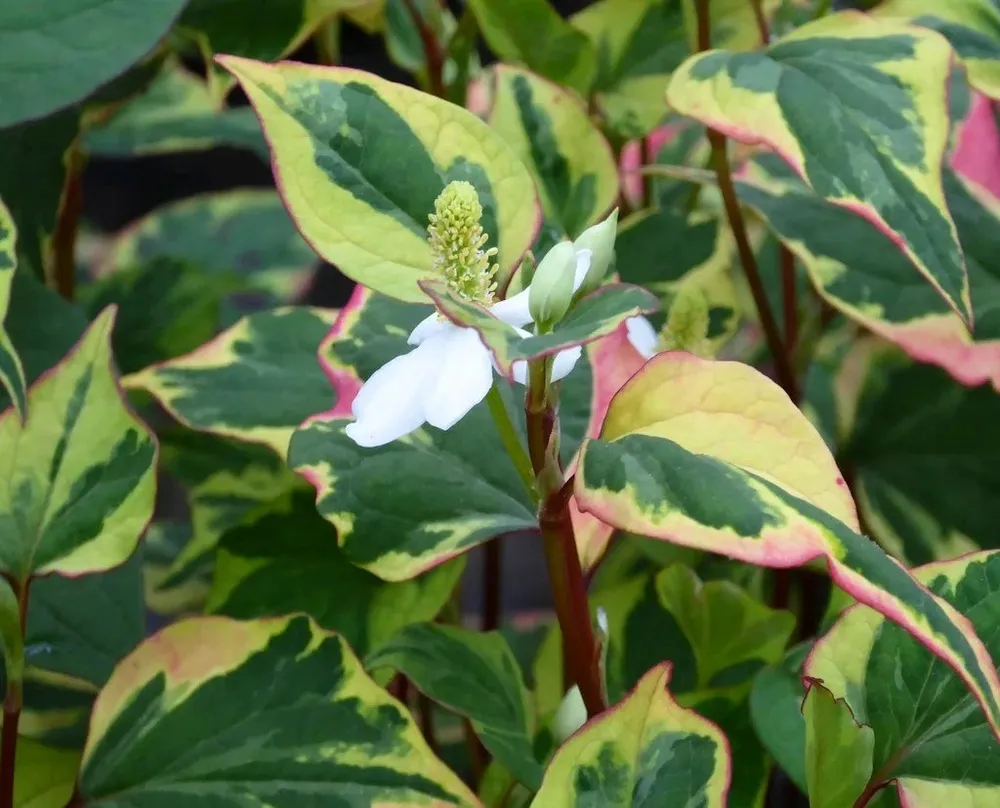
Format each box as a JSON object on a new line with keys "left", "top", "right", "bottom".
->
{"left": 427, "top": 181, "right": 499, "bottom": 306}
{"left": 660, "top": 286, "right": 712, "bottom": 357}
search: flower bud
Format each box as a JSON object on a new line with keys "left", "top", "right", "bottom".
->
{"left": 573, "top": 207, "right": 619, "bottom": 295}
{"left": 661, "top": 285, "right": 712, "bottom": 357}
{"left": 528, "top": 240, "right": 577, "bottom": 331}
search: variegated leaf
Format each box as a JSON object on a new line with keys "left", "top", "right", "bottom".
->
{"left": 736, "top": 156, "right": 1000, "bottom": 392}
{"left": 209, "top": 490, "right": 465, "bottom": 658}
{"left": 98, "top": 189, "right": 318, "bottom": 303}
{"left": 0, "top": 309, "right": 156, "bottom": 583}
{"left": 668, "top": 11, "right": 971, "bottom": 322}
{"left": 78, "top": 615, "right": 481, "bottom": 805}
{"left": 125, "top": 307, "right": 340, "bottom": 457}
{"left": 0, "top": 197, "right": 27, "bottom": 420}
{"left": 572, "top": 0, "right": 778, "bottom": 138}
{"left": 220, "top": 56, "right": 540, "bottom": 302}
{"left": 486, "top": 64, "right": 619, "bottom": 240}
{"left": 875, "top": 0, "right": 1000, "bottom": 99}
{"left": 575, "top": 352, "right": 1000, "bottom": 740}
{"left": 805, "top": 551, "right": 1000, "bottom": 806}
{"left": 530, "top": 663, "right": 731, "bottom": 807}
{"left": 289, "top": 285, "right": 597, "bottom": 581}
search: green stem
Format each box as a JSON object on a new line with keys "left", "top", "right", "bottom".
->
{"left": 749, "top": 0, "right": 770, "bottom": 45}
{"left": 525, "top": 360, "right": 606, "bottom": 719}
{"left": 314, "top": 16, "right": 340, "bottom": 66}
{"left": 485, "top": 383, "right": 537, "bottom": 503}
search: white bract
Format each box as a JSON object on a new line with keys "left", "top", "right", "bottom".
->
{"left": 625, "top": 315, "right": 659, "bottom": 359}
{"left": 345, "top": 182, "right": 604, "bottom": 449}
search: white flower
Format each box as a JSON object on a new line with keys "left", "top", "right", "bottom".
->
{"left": 625, "top": 315, "right": 659, "bottom": 359}
{"left": 344, "top": 237, "right": 592, "bottom": 448}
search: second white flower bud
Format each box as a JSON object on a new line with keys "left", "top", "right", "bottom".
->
{"left": 528, "top": 240, "right": 578, "bottom": 332}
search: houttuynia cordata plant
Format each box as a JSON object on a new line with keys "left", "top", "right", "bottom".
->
{"left": 2, "top": 0, "right": 1000, "bottom": 806}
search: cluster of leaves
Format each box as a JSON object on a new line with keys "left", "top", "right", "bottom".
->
{"left": 2, "top": 0, "right": 1000, "bottom": 806}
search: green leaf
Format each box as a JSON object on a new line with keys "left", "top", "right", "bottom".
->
{"left": 209, "top": 491, "right": 464, "bottom": 659}
{"left": 19, "top": 555, "right": 144, "bottom": 748}
{"left": 125, "top": 306, "right": 340, "bottom": 457}
{"left": 0, "top": 309, "right": 157, "bottom": 584}
{"left": 667, "top": 11, "right": 971, "bottom": 322}
{"left": 99, "top": 188, "right": 318, "bottom": 303}
{"left": 142, "top": 521, "right": 212, "bottom": 618}
{"left": 78, "top": 615, "right": 480, "bottom": 805}
{"left": 0, "top": 108, "right": 79, "bottom": 278}
{"left": 81, "top": 257, "right": 240, "bottom": 375}
{"left": 575, "top": 354, "right": 1000, "bottom": 741}
{"left": 423, "top": 279, "right": 659, "bottom": 378}
{"left": 836, "top": 343, "right": 1000, "bottom": 564}
{"left": 83, "top": 60, "right": 268, "bottom": 158}
{"left": 465, "top": 0, "right": 596, "bottom": 94}
{"left": 749, "top": 643, "right": 811, "bottom": 793}
{"left": 12, "top": 738, "right": 79, "bottom": 808}
{"left": 155, "top": 431, "right": 303, "bottom": 612}
{"left": 486, "top": 65, "right": 619, "bottom": 239}
{"left": 656, "top": 564, "right": 795, "bottom": 691}
{"left": 367, "top": 623, "right": 543, "bottom": 789}
{"left": 734, "top": 157, "right": 1000, "bottom": 391}
{"left": 0, "top": 0, "right": 187, "bottom": 128}
{"left": 530, "top": 663, "right": 730, "bottom": 807}
{"left": 874, "top": 0, "right": 1000, "bottom": 99}
{"left": 806, "top": 551, "right": 1000, "bottom": 805}
{"left": 0, "top": 197, "right": 27, "bottom": 420}
{"left": 803, "top": 682, "right": 875, "bottom": 808}
{"left": 571, "top": 0, "right": 769, "bottom": 139}
{"left": 220, "top": 56, "right": 541, "bottom": 302}
{"left": 288, "top": 286, "right": 597, "bottom": 581}
{"left": 176, "top": 0, "right": 368, "bottom": 100}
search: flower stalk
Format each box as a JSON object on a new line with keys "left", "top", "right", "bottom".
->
{"left": 0, "top": 579, "right": 29, "bottom": 808}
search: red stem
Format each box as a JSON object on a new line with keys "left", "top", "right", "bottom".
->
{"left": 0, "top": 579, "right": 30, "bottom": 808}
{"left": 695, "top": 0, "right": 798, "bottom": 402}
{"left": 750, "top": 0, "right": 770, "bottom": 46}
{"left": 401, "top": 0, "right": 445, "bottom": 98}
{"left": 780, "top": 246, "right": 799, "bottom": 367}
{"left": 483, "top": 537, "right": 502, "bottom": 631}
{"left": 51, "top": 150, "right": 84, "bottom": 302}
{"left": 525, "top": 364, "right": 606, "bottom": 719}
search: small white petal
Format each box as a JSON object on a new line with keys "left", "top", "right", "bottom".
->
{"left": 490, "top": 287, "right": 533, "bottom": 327}
{"left": 625, "top": 316, "right": 659, "bottom": 359}
{"left": 345, "top": 341, "right": 438, "bottom": 447}
{"left": 511, "top": 345, "right": 582, "bottom": 386}
{"left": 551, "top": 345, "right": 583, "bottom": 381}
{"left": 422, "top": 328, "right": 495, "bottom": 431}
{"left": 572, "top": 249, "right": 593, "bottom": 292}
{"left": 408, "top": 313, "right": 452, "bottom": 346}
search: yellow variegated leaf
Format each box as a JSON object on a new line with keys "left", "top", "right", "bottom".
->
{"left": 79, "top": 615, "right": 481, "bottom": 805}
{"left": 0, "top": 308, "right": 157, "bottom": 583}
{"left": 668, "top": 11, "right": 971, "bottom": 323}
{"left": 220, "top": 56, "right": 541, "bottom": 302}
{"left": 531, "top": 663, "right": 731, "bottom": 807}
